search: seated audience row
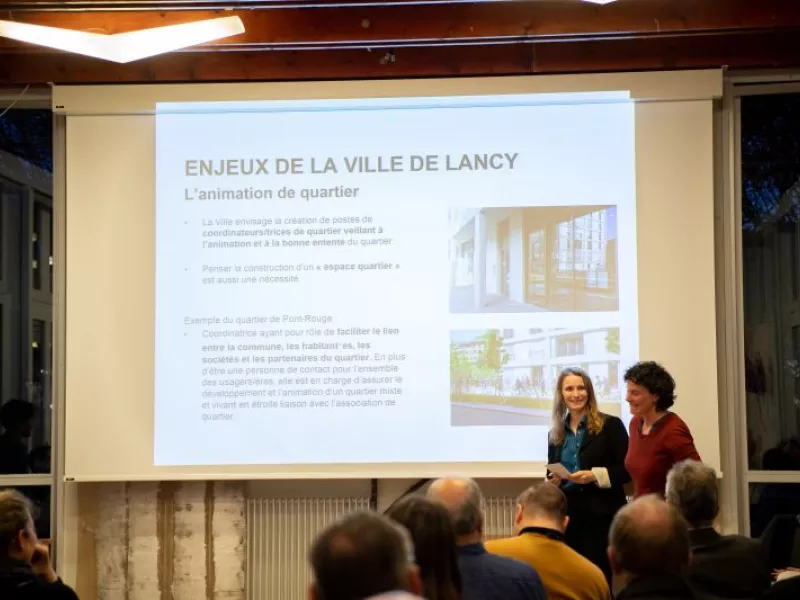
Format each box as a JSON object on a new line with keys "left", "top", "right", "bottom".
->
{"left": 310, "top": 464, "right": 798, "bottom": 600}
{"left": 2, "top": 459, "right": 797, "bottom": 600}
{"left": 310, "top": 482, "right": 694, "bottom": 600}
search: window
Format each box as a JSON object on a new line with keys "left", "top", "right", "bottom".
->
{"left": 527, "top": 229, "right": 546, "bottom": 299}
{"left": 0, "top": 485, "right": 51, "bottom": 539}
{"left": 555, "top": 333, "right": 584, "bottom": 358}
{"left": 749, "top": 483, "right": 800, "bottom": 568}
{"left": 553, "top": 208, "right": 615, "bottom": 286}
{"left": 0, "top": 106, "right": 55, "bottom": 557}
{"left": 0, "top": 108, "right": 55, "bottom": 506}
{"left": 741, "top": 93, "right": 800, "bottom": 471}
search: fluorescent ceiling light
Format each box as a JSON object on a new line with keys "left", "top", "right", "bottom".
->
{"left": 581, "top": 0, "right": 618, "bottom": 4}
{"left": 0, "top": 16, "right": 245, "bottom": 63}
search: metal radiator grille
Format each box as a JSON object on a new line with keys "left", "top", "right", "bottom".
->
{"left": 484, "top": 497, "right": 516, "bottom": 540}
{"left": 246, "top": 497, "right": 370, "bottom": 600}
{"left": 246, "top": 495, "right": 515, "bottom": 600}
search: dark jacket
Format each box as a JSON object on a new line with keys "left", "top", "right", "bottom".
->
{"left": 688, "top": 528, "right": 771, "bottom": 600}
{"left": 548, "top": 413, "right": 630, "bottom": 517}
{"left": 616, "top": 574, "right": 699, "bottom": 600}
{"left": 763, "top": 576, "right": 800, "bottom": 600}
{"left": 0, "top": 559, "right": 79, "bottom": 600}
{"left": 457, "top": 543, "right": 547, "bottom": 600}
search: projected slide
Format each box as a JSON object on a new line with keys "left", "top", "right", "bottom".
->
{"left": 154, "top": 92, "right": 638, "bottom": 467}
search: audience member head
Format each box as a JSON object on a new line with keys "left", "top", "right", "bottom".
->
{"left": 0, "top": 400, "right": 34, "bottom": 438}
{"left": 666, "top": 460, "right": 718, "bottom": 529}
{"left": 514, "top": 483, "right": 568, "bottom": 535}
{"left": 624, "top": 361, "right": 676, "bottom": 416}
{"left": 386, "top": 496, "right": 462, "bottom": 600}
{"left": 608, "top": 495, "right": 690, "bottom": 585}
{"left": 309, "top": 512, "right": 421, "bottom": 600}
{"left": 549, "top": 367, "right": 603, "bottom": 445}
{"left": 426, "top": 478, "right": 484, "bottom": 544}
{"left": 0, "top": 489, "right": 38, "bottom": 562}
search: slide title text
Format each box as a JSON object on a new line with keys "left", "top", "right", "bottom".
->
{"left": 185, "top": 153, "right": 520, "bottom": 177}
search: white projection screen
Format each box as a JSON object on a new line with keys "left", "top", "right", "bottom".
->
{"left": 56, "top": 70, "right": 723, "bottom": 481}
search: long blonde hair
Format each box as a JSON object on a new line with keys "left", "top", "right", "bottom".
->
{"left": 549, "top": 367, "right": 604, "bottom": 445}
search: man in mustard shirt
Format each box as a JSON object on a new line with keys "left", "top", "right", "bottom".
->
{"left": 486, "top": 484, "right": 610, "bottom": 600}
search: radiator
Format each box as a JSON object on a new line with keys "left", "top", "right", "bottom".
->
{"left": 246, "top": 497, "right": 370, "bottom": 600}
{"left": 246, "top": 495, "right": 516, "bottom": 600}
{"left": 484, "top": 497, "right": 516, "bottom": 540}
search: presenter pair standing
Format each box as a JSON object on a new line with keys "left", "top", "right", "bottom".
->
{"left": 546, "top": 367, "right": 630, "bottom": 584}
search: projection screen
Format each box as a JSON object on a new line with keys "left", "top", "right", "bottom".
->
{"left": 56, "top": 70, "right": 722, "bottom": 481}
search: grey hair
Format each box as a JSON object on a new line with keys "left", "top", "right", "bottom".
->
{"left": 426, "top": 478, "right": 484, "bottom": 536}
{"left": 665, "top": 460, "right": 718, "bottom": 528}
{"left": 0, "top": 490, "right": 33, "bottom": 557}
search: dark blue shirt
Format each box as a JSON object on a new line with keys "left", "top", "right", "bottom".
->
{"left": 457, "top": 543, "right": 546, "bottom": 600}
{"left": 561, "top": 415, "right": 587, "bottom": 490}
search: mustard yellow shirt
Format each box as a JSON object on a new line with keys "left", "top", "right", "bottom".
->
{"left": 486, "top": 529, "right": 610, "bottom": 600}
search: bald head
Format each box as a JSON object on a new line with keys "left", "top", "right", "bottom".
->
{"left": 427, "top": 478, "right": 483, "bottom": 538}
{"left": 609, "top": 495, "right": 690, "bottom": 577}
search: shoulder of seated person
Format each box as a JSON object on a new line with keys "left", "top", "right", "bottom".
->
{"left": 719, "top": 534, "right": 765, "bottom": 549}
{"left": 18, "top": 581, "right": 78, "bottom": 600}
{"left": 566, "top": 546, "right": 608, "bottom": 579}
{"left": 497, "top": 553, "right": 538, "bottom": 573}
{"left": 484, "top": 537, "right": 505, "bottom": 549}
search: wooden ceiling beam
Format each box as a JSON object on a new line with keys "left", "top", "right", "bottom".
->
{"left": 2, "top": 0, "right": 800, "bottom": 84}
{"left": 0, "top": 0, "right": 798, "bottom": 52}
{"left": 4, "top": 29, "right": 800, "bottom": 85}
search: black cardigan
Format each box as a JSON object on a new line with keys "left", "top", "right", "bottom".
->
{"left": 547, "top": 412, "right": 631, "bottom": 517}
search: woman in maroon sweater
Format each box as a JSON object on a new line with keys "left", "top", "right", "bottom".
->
{"left": 623, "top": 361, "right": 700, "bottom": 498}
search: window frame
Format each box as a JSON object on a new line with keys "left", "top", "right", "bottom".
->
{"left": 0, "top": 94, "right": 57, "bottom": 549}
{"left": 722, "top": 75, "right": 800, "bottom": 536}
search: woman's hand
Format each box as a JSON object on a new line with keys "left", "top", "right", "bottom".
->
{"left": 30, "top": 543, "right": 58, "bottom": 584}
{"left": 546, "top": 473, "right": 563, "bottom": 487}
{"left": 773, "top": 567, "right": 800, "bottom": 581}
{"left": 567, "top": 470, "right": 597, "bottom": 485}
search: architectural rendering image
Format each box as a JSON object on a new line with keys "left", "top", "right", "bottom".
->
{"left": 450, "top": 327, "right": 621, "bottom": 427}
{"left": 449, "top": 206, "right": 619, "bottom": 313}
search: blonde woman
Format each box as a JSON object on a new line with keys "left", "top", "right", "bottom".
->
{"left": 546, "top": 367, "right": 630, "bottom": 584}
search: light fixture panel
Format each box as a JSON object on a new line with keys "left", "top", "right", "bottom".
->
{"left": 0, "top": 16, "right": 245, "bottom": 63}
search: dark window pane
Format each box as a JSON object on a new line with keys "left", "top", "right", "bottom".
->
{"left": 0, "top": 110, "right": 52, "bottom": 173}
{"left": 0, "top": 486, "right": 51, "bottom": 540}
{"left": 32, "top": 199, "right": 52, "bottom": 295}
{"left": 48, "top": 207, "right": 53, "bottom": 293}
{"left": 741, "top": 94, "right": 800, "bottom": 469}
{"left": 750, "top": 482, "right": 800, "bottom": 570}
{"left": 32, "top": 206, "right": 40, "bottom": 291}
{"left": 0, "top": 109, "right": 53, "bottom": 474}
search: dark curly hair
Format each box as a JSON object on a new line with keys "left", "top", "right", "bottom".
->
{"left": 624, "top": 361, "right": 676, "bottom": 411}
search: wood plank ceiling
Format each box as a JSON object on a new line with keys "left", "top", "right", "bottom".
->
{"left": 1, "top": 0, "right": 800, "bottom": 84}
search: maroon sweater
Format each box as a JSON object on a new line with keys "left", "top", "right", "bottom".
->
{"left": 625, "top": 412, "right": 701, "bottom": 498}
